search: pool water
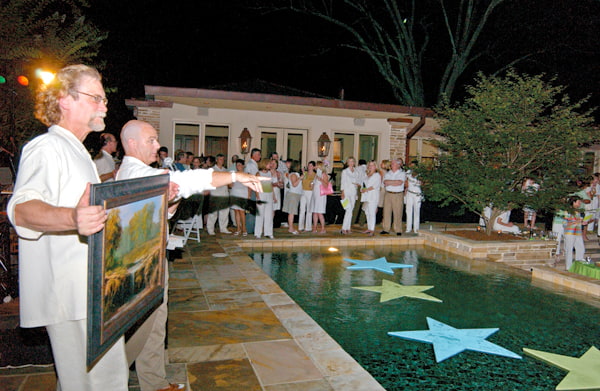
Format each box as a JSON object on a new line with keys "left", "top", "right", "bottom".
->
{"left": 250, "top": 246, "right": 600, "bottom": 391}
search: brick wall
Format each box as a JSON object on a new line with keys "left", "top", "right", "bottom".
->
{"left": 134, "top": 107, "right": 162, "bottom": 135}
{"left": 388, "top": 124, "right": 407, "bottom": 162}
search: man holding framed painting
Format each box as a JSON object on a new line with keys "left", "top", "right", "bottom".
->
{"left": 7, "top": 65, "right": 129, "bottom": 390}
{"left": 117, "top": 119, "right": 266, "bottom": 391}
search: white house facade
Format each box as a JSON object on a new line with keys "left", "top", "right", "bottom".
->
{"left": 125, "top": 85, "right": 439, "bottom": 182}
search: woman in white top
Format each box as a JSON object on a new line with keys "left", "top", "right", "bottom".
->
{"left": 255, "top": 158, "right": 275, "bottom": 239}
{"left": 340, "top": 156, "right": 359, "bottom": 234}
{"left": 230, "top": 159, "right": 249, "bottom": 236}
{"left": 310, "top": 161, "right": 329, "bottom": 234}
{"left": 282, "top": 160, "right": 303, "bottom": 234}
{"left": 360, "top": 160, "right": 381, "bottom": 236}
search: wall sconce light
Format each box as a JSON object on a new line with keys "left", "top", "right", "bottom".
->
{"left": 317, "top": 132, "right": 331, "bottom": 158}
{"left": 239, "top": 127, "right": 252, "bottom": 155}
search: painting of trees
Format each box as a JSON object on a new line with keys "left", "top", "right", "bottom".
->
{"left": 104, "top": 209, "right": 122, "bottom": 270}
{"left": 102, "top": 198, "right": 163, "bottom": 321}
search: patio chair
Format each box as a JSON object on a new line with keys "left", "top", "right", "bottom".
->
{"left": 167, "top": 214, "right": 202, "bottom": 250}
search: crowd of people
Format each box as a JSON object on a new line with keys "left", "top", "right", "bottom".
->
{"left": 141, "top": 145, "right": 424, "bottom": 240}
{"left": 480, "top": 174, "right": 600, "bottom": 271}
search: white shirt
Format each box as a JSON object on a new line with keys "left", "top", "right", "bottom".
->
{"left": 245, "top": 159, "right": 259, "bottom": 175}
{"left": 356, "top": 164, "right": 367, "bottom": 186}
{"left": 383, "top": 169, "right": 407, "bottom": 192}
{"left": 341, "top": 167, "right": 359, "bottom": 199}
{"left": 7, "top": 125, "right": 100, "bottom": 327}
{"left": 94, "top": 149, "right": 116, "bottom": 182}
{"left": 406, "top": 172, "right": 422, "bottom": 194}
{"left": 288, "top": 172, "right": 303, "bottom": 195}
{"left": 209, "top": 165, "right": 230, "bottom": 196}
{"left": 361, "top": 172, "right": 381, "bottom": 203}
{"left": 117, "top": 156, "right": 215, "bottom": 199}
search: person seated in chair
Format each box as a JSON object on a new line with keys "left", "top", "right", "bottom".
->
{"left": 493, "top": 210, "right": 521, "bottom": 234}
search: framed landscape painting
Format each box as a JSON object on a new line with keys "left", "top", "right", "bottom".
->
{"left": 86, "top": 174, "right": 169, "bottom": 369}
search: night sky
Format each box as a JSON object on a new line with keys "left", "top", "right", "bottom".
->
{"left": 88, "top": 0, "right": 599, "bottom": 128}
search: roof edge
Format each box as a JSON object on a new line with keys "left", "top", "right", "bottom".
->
{"left": 144, "top": 85, "right": 435, "bottom": 117}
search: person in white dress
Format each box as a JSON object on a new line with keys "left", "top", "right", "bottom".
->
{"left": 230, "top": 159, "right": 249, "bottom": 236}
{"left": 298, "top": 161, "right": 316, "bottom": 231}
{"left": 310, "top": 161, "right": 329, "bottom": 233}
{"left": 270, "top": 158, "right": 284, "bottom": 217}
{"left": 360, "top": 160, "right": 381, "bottom": 236}
{"left": 206, "top": 153, "right": 231, "bottom": 235}
{"left": 340, "top": 156, "right": 359, "bottom": 234}
{"left": 255, "top": 158, "right": 275, "bottom": 239}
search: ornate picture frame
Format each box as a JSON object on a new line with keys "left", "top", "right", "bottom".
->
{"left": 86, "top": 174, "right": 169, "bottom": 369}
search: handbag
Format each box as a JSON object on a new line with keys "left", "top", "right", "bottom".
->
{"left": 320, "top": 182, "right": 334, "bottom": 196}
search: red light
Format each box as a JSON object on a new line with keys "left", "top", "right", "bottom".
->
{"left": 17, "top": 75, "right": 29, "bottom": 86}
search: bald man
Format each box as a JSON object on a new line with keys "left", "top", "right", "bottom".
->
{"left": 116, "top": 120, "right": 264, "bottom": 391}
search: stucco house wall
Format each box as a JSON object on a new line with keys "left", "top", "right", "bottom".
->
{"left": 126, "top": 86, "right": 438, "bottom": 165}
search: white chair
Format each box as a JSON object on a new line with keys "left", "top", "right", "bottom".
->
{"left": 176, "top": 214, "right": 202, "bottom": 243}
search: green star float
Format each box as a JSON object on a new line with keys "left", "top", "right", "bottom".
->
{"left": 352, "top": 279, "right": 442, "bottom": 303}
{"left": 523, "top": 346, "right": 600, "bottom": 390}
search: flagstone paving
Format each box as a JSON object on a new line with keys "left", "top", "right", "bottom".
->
{"left": 1, "top": 221, "right": 594, "bottom": 390}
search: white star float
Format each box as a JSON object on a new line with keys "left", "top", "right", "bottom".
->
{"left": 352, "top": 279, "right": 442, "bottom": 303}
{"left": 388, "top": 317, "right": 522, "bottom": 362}
{"left": 342, "top": 256, "right": 413, "bottom": 275}
{"left": 523, "top": 346, "right": 600, "bottom": 390}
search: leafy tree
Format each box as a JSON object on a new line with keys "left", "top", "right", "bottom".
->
{"left": 128, "top": 203, "right": 156, "bottom": 247}
{"left": 422, "top": 70, "right": 596, "bottom": 235}
{"left": 0, "top": 0, "right": 107, "bottom": 159}
{"left": 104, "top": 208, "right": 123, "bottom": 270}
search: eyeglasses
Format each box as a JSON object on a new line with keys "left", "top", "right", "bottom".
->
{"left": 75, "top": 90, "right": 108, "bottom": 106}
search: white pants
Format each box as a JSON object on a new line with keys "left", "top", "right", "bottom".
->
{"left": 298, "top": 190, "right": 313, "bottom": 231}
{"left": 207, "top": 207, "right": 230, "bottom": 234}
{"left": 47, "top": 319, "right": 128, "bottom": 391}
{"left": 363, "top": 201, "right": 378, "bottom": 231}
{"left": 342, "top": 195, "right": 356, "bottom": 231}
{"left": 405, "top": 192, "right": 421, "bottom": 232}
{"left": 564, "top": 234, "right": 584, "bottom": 270}
{"left": 255, "top": 198, "right": 274, "bottom": 237}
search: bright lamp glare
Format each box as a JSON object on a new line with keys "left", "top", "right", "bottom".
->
{"left": 36, "top": 69, "right": 56, "bottom": 85}
{"left": 328, "top": 247, "right": 338, "bottom": 252}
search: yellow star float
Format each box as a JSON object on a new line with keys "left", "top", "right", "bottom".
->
{"left": 352, "top": 279, "right": 442, "bottom": 303}
{"left": 523, "top": 346, "right": 600, "bottom": 390}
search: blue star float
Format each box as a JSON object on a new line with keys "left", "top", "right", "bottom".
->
{"left": 388, "top": 317, "right": 522, "bottom": 362}
{"left": 523, "top": 346, "right": 600, "bottom": 390}
{"left": 352, "top": 279, "right": 442, "bottom": 303}
{"left": 342, "top": 256, "right": 413, "bottom": 275}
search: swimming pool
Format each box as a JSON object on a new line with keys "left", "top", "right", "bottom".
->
{"left": 250, "top": 246, "right": 600, "bottom": 390}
